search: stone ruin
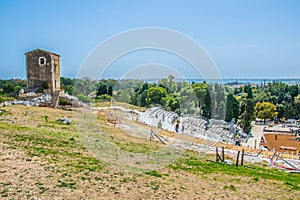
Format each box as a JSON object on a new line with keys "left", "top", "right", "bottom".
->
{"left": 3, "top": 48, "right": 85, "bottom": 109}
{"left": 25, "top": 48, "right": 61, "bottom": 94}
{"left": 139, "top": 106, "right": 179, "bottom": 132}
{"left": 139, "top": 106, "right": 235, "bottom": 143}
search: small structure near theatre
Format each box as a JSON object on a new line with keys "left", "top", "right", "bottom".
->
{"left": 7, "top": 48, "right": 86, "bottom": 108}
{"left": 24, "top": 48, "right": 63, "bottom": 108}
{"left": 25, "top": 48, "right": 61, "bottom": 94}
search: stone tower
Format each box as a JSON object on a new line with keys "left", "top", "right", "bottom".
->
{"left": 25, "top": 48, "right": 60, "bottom": 94}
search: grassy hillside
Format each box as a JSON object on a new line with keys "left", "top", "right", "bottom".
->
{"left": 0, "top": 105, "right": 299, "bottom": 199}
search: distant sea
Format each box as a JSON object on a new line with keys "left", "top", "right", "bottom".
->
{"left": 189, "top": 78, "right": 300, "bottom": 85}
{"left": 141, "top": 78, "right": 300, "bottom": 85}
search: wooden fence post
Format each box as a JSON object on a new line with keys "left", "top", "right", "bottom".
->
{"left": 236, "top": 151, "right": 240, "bottom": 167}
{"left": 222, "top": 147, "right": 225, "bottom": 162}
{"left": 241, "top": 149, "right": 244, "bottom": 166}
{"left": 216, "top": 147, "right": 219, "bottom": 162}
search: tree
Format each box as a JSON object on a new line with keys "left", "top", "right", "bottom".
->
{"left": 108, "top": 85, "right": 113, "bottom": 96}
{"left": 240, "top": 99, "right": 254, "bottom": 133}
{"left": 295, "top": 94, "right": 300, "bottom": 119}
{"left": 202, "top": 86, "right": 212, "bottom": 119}
{"left": 214, "top": 83, "right": 226, "bottom": 119}
{"left": 244, "top": 85, "right": 253, "bottom": 99}
{"left": 192, "top": 82, "right": 210, "bottom": 117}
{"left": 0, "top": 79, "right": 26, "bottom": 97}
{"left": 282, "top": 101, "right": 297, "bottom": 119}
{"left": 225, "top": 93, "right": 240, "bottom": 122}
{"left": 157, "top": 75, "right": 177, "bottom": 94}
{"left": 178, "top": 86, "right": 199, "bottom": 115}
{"left": 216, "top": 101, "right": 226, "bottom": 120}
{"left": 73, "top": 78, "right": 97, "bottom": 96}
{"left": 146, "top": 86, "right": 167, "bottom": 106}
{"left": 114, "top": 91, "right": 130, "bottom": 103}
{"left": 96, "top": 94, "right": 112, "bottom": 102}
{"left": 138, "top": 90, "right": 148, "bottom": 107}
{"left": 60, "top": 77, "right": 74, "bottom": 86}
{"left": 289, "top": 85, "right": 299, "bottom": 99}
{"left": 254, "top": 102, "right": 278, "bottom": 124}
{"left": 165, "top": 95, "right": 180, "bottom": 113}
{"left": 64, "top": 85, "right": 74, "bottom": 95}
{"left": 131, "top": 83, "right": 148, "bottom": 107}
{"left": 77, "top": 94, "right": 90, "bottom": 103}
{"left": 96, "top": 83, "right": 108, "bottom": 97}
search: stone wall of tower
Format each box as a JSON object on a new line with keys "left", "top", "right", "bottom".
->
{"left": 25, "top": 49, "right": 60, "bottom": 94}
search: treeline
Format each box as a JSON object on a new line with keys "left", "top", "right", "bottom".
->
{"left": 0, "top": 79, "right": 26, "bottom": 102}
{"left": 61, "top": 76, "right": 300, "bottom": 134}
{"left": 1, "top": 77, "right": 300, "bottom": 134}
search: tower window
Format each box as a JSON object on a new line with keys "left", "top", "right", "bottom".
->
{"left": 39, "top": 57, "right": 46, "bottom": 66}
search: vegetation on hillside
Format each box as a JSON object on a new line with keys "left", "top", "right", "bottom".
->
{"left": 58, "top": 76, "right": 300, "bottom": 134}
{"left": 0, "top": 79, "right": 26, "bottom": 100}
{"left": 1, "top": 76, "right": 300, "bottom": 134}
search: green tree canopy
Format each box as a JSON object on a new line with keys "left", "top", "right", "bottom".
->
{"left": 254, "top": 102, "right": 278, "bottom": 123}
{"left": 178, "top": 86, "right": 199, "bottom": 115}
{"left": 146, "top": 86, "right": 167, "bottom": 106}
{"left": 240, "top": 99, "right": 254, "bottom": 133}
{"left": 294, "top": 94, "right": 300, "bottom": 119}
{"left": 225, "top": 93, "right": 240, "bottom": 122}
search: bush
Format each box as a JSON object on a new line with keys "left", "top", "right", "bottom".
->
{"left": 59, "top": 98, "right": 69, "bottom": 105}
{"left": 0, "top": 96, "right": 14, "bottom": 103}
{"left": 96, "top": 94, "right": 112, "bottom": 102}
{"left": 77, "top": 94, "right": 90, "bottom": 103}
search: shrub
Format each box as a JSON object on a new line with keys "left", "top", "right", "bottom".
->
{"left": 77, "top": 94, "right": 90, "bottom": 103}
{"left": 59, "top": 98, "right": 68, "bottom": 105}
{"left": 96, "top": 94, "right": 111, "bottom": 102}
{"left": 0, "top": 96, "right": 14, "bottom": 103}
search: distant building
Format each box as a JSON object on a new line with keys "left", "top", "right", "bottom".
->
{"left": 25, "top": 48, "right": 60, "bottom": 94}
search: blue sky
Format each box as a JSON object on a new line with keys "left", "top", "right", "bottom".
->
{"left": 0, "top": 0, "right": 300, "bottom": 79}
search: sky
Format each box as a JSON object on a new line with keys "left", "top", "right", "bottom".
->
{"left": 0, "top": 0, "right": 300, "bottom": 80}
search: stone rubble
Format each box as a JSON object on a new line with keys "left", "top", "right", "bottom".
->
{"left": 57, "top": 118, "right": 72, "bottom": 125}
{"left": 1, "top": 93, "right": 86, "bottom": 108}
{"left": 1, "top": 94, "right": 52, "bottom": 107}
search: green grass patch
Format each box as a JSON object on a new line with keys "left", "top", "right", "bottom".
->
{"left": 0, "top": 122, "right": 30, "bottom": 131}
{"left": 145, "top": 170, "right": 163, "bottom": 177}
{"left": 223, "top": 184, "right": 236, "bottom": 191}
{"left": 1, "top": 189, "right": 8, "bottom": 196}
{"left": 145, "top": 170, "right": 169, "bottom": 178}
{"left": 0, "top": 120, "right": 104, "bottom": 175}
{"left": 114, "top": 140, "right": 159, "bottom": 153}
{"left": 253, "top": 177, "right": 259, "bottom": 182}
{"left": 169, "top": 156, "right": 300, "bottom": 190}
{"left": 57, "top": 181, "right": 76, "bottom": 189}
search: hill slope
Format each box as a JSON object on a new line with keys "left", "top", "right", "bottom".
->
{"left": 0, "top": 105, "right": 299, "bottom": 199}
